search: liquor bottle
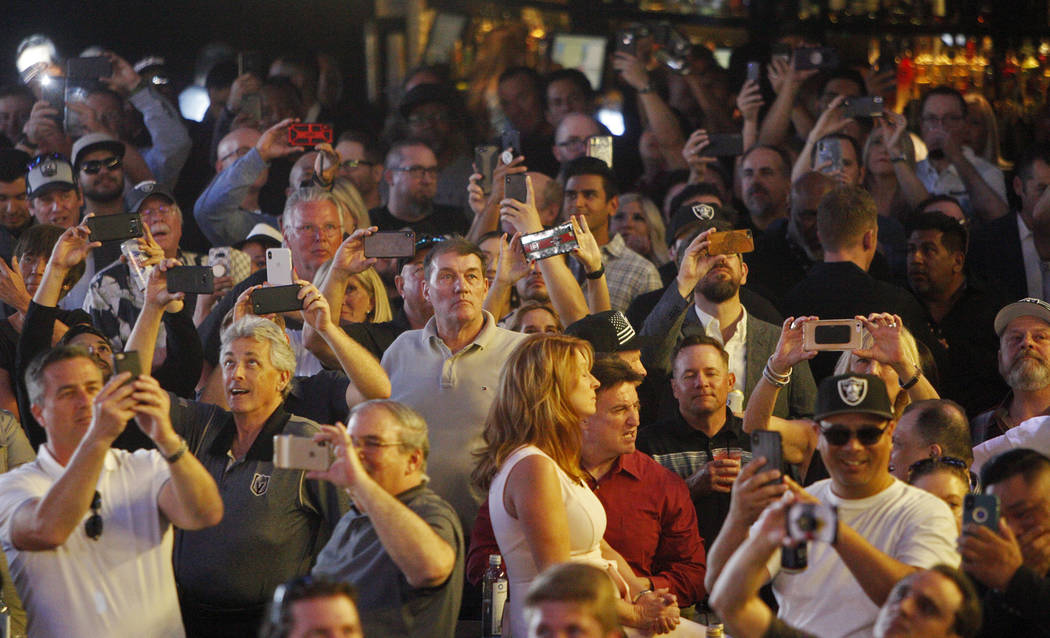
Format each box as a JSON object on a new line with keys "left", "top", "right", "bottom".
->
{"left": 482, "top": 554, "right": 508, "bottom": 638}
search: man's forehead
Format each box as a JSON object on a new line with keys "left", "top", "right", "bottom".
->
{"left": 0, "top": 177, "right": 26, "bottom": 192}
{"left": 291, "top": 200, "right": 339, "bottom": 223}
{"left": 433, "top": 251, "right": 483, "bottom": 271}
{"left": 743, "top": 149, "right": 782, "bottom": 170}
{"left": 399, "top": 145, "right": 435, "bottom": 165}
{"left": 557, "top": 115, "right": 600, "bottom": 140}
{"left": 1004, "top": 315, "right": 1050, "bottom": 335}
{"left": 598, "top": 381, "right": 639, "bottom": 403}
{"left": 44, "top": 356, "right": 102, "bottom": 383}
{"left": 335, "top": 140, "right": 364, "bottom": 158}
{"left": 675, "top": 344, "right": 725, "bottom": 368}
{"left": 924, "top": 94, "right": 963, "bottom": 114}
{"left": 566, "top": 174, "right": 604, "bottom": 191}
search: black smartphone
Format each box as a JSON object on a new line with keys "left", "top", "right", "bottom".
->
{"left": 113, "top": 351, "right": 141, "bottom": 381}
{"left": 615, "top": 30, "right": 637, "bottom": 56}
{"left": 842, "top": 96, "right": 885, "bottom": 119}
{"left": 86, "top": 213, "right": 143, "bottom": 243}
{"left": 66, "top": 56, "right": 112, "bottom": 82}
{"left": 751, "top": 430, "right": 783, "bottom": 485}
{"left": 41, "top": 78, "right": 66, "bottom": 116}
{"left": 700, "top": 133, "right": 744, "bottom": 157}
{"left": 251, "top": 284, "right": 303, "bottom": 315}
{"left": 363, "top": 231, "right": 416, "bottom": 259}
{"left": 166, "top": 266, "right": 215, "bottom": 294}
{"left": 501, "top": 129, "right": 521, "bottom": 157}
{"left": 746, "top": 61, "right": 761, "bottom": 84}
{"left": 237, "top": 51, "right": 267, "bottom": 78}
{"left": 794, "top": 47, "right": 839, "bottom": 71}
{"left": 475, "top": 145, "right": 499, "bottom": 194}
{"left": 963, "top": 494, "right": 1000, "bottom": 532}
{"left": 505, "top": 174, "right": 527, "bottom": 202}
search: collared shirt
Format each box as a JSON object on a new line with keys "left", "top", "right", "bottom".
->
{"left": 916, "top": 146, "right": 1007, "bottom": 219}
{"left": 1017, "top": 214, "right": 1046, "bottom": 300}
{"left": 382, "top": 311, "right": 526, "bottom": 531}
{"left": 594, "top": 234, "right": 663, "bottom": 313}
{"left": 0, "top": 446, "right": 182, "bottom": 638}
{"left": 586, "top": 451, "right": 707, "bottom": 605}
{"left": 313, "top": 482, "right": 464, "bottom": 638}
{"left": 638, "top": 408, "right": 752, "bottom": 549}
{"left": 693, "top": 304, "right": 748, "bottom": 394}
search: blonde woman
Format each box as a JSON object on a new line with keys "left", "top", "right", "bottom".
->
{"left": 964, "top": 93, "right": 1012, "bottom": 171}
{"left": 611, "top": 193, "right": 671, "bottom": 267}
{"left": 473, "top": 335, "right": 690, "bottom": 637}
{"left": 313, "top": 260, "right": 392, "bottom": 324}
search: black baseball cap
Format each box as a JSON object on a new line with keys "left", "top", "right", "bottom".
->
{"left": 564, "top": 311, "right": 655, "bottom": 354}
{"left": 813, "top": 374, "right": 894, "bottom": 421}
{"left": 666, "top": 202, "right": 733, "bottom": 247}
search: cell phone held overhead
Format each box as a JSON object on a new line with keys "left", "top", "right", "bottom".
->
{"left": 521, "top": 222, "right": 579, "bottom": 262}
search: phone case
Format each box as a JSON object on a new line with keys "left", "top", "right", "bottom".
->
{"left": 475, "top": 145, "right": 499, "bottom": 194}
{"left": 802, "top": 319, "right": 864, "bottom": 351}
{"left": 273, "top": 435, "right": 332, "bottom": 471}
{"left": 66, "top": 56, "right": 112, "bottom": 81}
{"left": 363, "top": 231, "right": 416, "bottom": 259}
{"left": 208, "top": 247, "right": 232, "bottom": 279}
{"left": 817, "top": 138, "right": 844, "bottom": 173}
{"left": 700, "top": 134, "right": 744, "bottom": 157}
{"left": 521, "top": 222, "right": 579, "bottom": 261}
{"left": 963, "top": 494, "right": 999, "bottom": 531}
{"left": 113, "top": 351, "right": 141, "bottom": 380}
{"left": 747, "top": 62, "right": 761, "bottom": 83}
{"left": 586, "top": 136, "right": 614, "bottom": 169}
{"left": 287, "top": 123, "right": 332, "bottom": 147}
{"left": 251, "top": 284, "right": 303, "bottom": 315}
{"left": 842, "top": 96, "right": 885, "bottom": 119}
{"left": 505, "top": 174, "right": 527, "bottom": 202}
{"left": 707, "top": 230, "right": 755, "bottom": 255}
{"left": 751, "top": 430, "right": 783, "bottom": 484}
{"left": 166, "top": 266, "right": 215, "bottom": 294}
{"left": 266, "top": 248, "right": 293, "bottom": 286}
{"left": 86, "top": 214, "right": 143, "bottom": 243}
{"left": 501, "top": 129, "right": 521, "bottom": 155}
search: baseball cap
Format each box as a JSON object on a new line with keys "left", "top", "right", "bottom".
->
{"left": 26, "top": 154, "right": 76, "bottom": 199}
{"left": 71, "top": 132, "right": 124, "bottom": 169}
{"left": 128, "top": 180, "right": 176, "bottom": 214}
{"left": 993, "top": 297, "right": 1050, "bottom": 337}
{"left": 564, "top": 311, "right": 655, "bottom": 354}
{"left": 813, "top": 373, "right": 894, "bottom": 421}
{"left": 398, "top": 83, "right": 458, "bottom": 119}
{"left": 235, "top": 223, "right": 283, "bottom": 249}
{"left": 666, "top": 202, "right": 733, "bottom": 247}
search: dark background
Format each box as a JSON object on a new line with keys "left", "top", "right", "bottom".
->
{"left": 1, "top": 0, "right": 373, "bottom": 100}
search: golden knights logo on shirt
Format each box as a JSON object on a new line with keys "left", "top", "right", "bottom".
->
{"left": 250, "top": 473, "right": 270, "bottom": 496}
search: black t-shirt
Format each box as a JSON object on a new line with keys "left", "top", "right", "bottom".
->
{"left": 368, "top": 204, "right": 469, "bottom": 237}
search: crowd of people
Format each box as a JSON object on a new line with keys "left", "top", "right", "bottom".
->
{"left": 0, "top": 27, "right": 1046, "bottom": 638}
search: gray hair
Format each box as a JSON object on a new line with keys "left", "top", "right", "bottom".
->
{"left": 282, "top": 186, "right": 350, "bottom": 235}
{"left": 220, "top": 316, "right": 296, "bottom": 397}
{"left": 349, "top": 399, "right": 430, "bottom": 468}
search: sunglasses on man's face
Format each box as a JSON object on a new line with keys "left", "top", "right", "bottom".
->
{"left": 80, "top": 156, "right": 122, "bottom": 175}
{"left": 819, "top": 423, "right": 887, "bottom": 446}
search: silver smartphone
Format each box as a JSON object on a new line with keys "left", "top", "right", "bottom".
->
{"left": 273, "top": 435, "right": 332, "bottom": 472}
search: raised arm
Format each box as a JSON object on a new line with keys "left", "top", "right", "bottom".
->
{"left": 737, "top": 79, "right": 765, "bottom": 152}
{"left": 791, "top": 95, "right": 850, "bottom": 182}
{"left": 466, "top": 154, "right": 527, "bottom": 244}
{"left": 482, "top": 233, "right": 531, "bottom": 321}
{"left": 613, "top": 52, "right": 686, "bottom": 169}
{"left": 880, "top": 113, "right": 930, "bottom": 209}
{"left": 125, "top": 259, "right": 186, "bottom": 379}
{"left": 758, "top": 58, "right": 818, "bottom": 147}
{"left": 854, "top": 313, "right": 939, "bottom": 403}
{"left": 568, "top": 215, "right": 611, "bottom": 315}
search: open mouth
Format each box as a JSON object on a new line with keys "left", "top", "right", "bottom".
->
{"left": 229, "top": 388, "right": 249, "bottom": 396}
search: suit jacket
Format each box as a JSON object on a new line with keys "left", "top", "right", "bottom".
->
{"left": 640, "top": 284, "right": 816, "bottom": 419}
{"left": 969, "top": 211, "right": 1028, "bottom": 301}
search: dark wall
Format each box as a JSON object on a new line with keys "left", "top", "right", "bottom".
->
{"left": 0, "top": 0, "right": 373, "bottom": 97}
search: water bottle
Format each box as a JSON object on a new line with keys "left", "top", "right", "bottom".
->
{"left": 482, "top": 554, "right": 507, "bottom": 637}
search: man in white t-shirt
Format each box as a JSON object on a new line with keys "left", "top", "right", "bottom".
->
{"left": 707, "top": 373, "right": 959, "bottom": 638}
{"left": 0, "top": 345, "right": 223, "bottom": 637}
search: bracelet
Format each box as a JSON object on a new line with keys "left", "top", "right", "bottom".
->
{"left": 632, "top": 588, "right": 653, "bottom": 604}
{"left": 899, "top": 365, "right": 922, "bottom": 390}
{"left": 163, "top": 438, "right": 188, "bottom": 464}
{"left": 585, "top": 264, "right": 606, "bottom": 280}
{"left": 762, "top": 366, "right": 790, "bottom": 388}
{"left": 765, "top": 355, "right": 791, "bottom": 381}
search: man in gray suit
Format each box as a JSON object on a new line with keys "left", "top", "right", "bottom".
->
{"left": 641, "top": 221, "right": 815, "bottom": 420}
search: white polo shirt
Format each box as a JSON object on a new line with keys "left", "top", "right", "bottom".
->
{"left": 0, "top": 446, "right": 182, "bottom": 638}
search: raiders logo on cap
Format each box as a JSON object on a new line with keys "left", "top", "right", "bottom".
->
{"left": 40, "top": 159, "right": 58, "bottom": 177}
{"left": 837, "top": 377, "right": 868, "bottom": 406}
{"left": 138, "top": 181, "right": 157, "bottom": 194}
{"left": 691, "top": 203, "right": 714, "bottom": 220}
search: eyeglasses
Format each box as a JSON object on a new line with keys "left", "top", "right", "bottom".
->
{"left": 85, "top": 491, "right": 103, "bottom": 540}
{"left": 140, "top": 204, "right": 176, "bottom": 218}
{"left": 351, "top": 435, "right": 403, "bottom": 450}
{"left": 291, "top": 223, "right": 342, "bottom": 238}
{"left": 392, "top": 165, "right": 440, "bottom": 179}
{"left": 819, "top": 422, "right": 887, "bottom": 446}
{"left": 415, "top": 234, "right": 445, "bottom": 250}
{"left": 339, "top": 159, "right": 376, "bottom": 171}
{"left": 81, "top": 156, "right": 122, "bottom": 175}
{"left": 26, "top": 152, "right": 67, "bottom": 172}
{"left": 920, "top": 114, "right": 964, "bottom": 127}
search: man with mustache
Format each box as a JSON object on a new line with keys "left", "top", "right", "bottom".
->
{"left": 972, "top": 298, "right": 1050, "bottom": 444}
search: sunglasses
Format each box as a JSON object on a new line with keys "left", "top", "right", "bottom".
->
{"left": 819, "top": 423, "right": 887, "bottom": 446}
{"left": 81, "top": 156, "right": 122, "bottom": 175}
{"left": 27, "top": 152, "right": 67, "bottom": 170}
{"left": 85, "top": 491, "right": 102, "bottom": 540}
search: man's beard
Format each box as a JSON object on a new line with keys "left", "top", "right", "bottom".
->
{"left": 699, "top": 276, "right": 739, "bottom": 303}
{"left": 85, "top": 183, "right": 123, "bottom": 204}
{"left": 1003, "top": 354, "right": 1050, "bottom": 392}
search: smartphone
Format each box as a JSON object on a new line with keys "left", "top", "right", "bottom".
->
{"left": 771, "top": 43, "right": 792, "bottom": 65}
{"left": 842, "top": 96, "right": 885, "bottom": 119}
{"left": 87, "top": 213, "right": 143, "bottom": 243}
{"left": 501, "top": 128, "right": 521, "bottom": 158}
{"left": 166, "top": 266, "right": 215, "bottom": 294}
{"left": 237, "top": 51, "right": 267, "bottom": 78}
{"left": 273, "top": 434, "right": 332, "bottom": 472}
{"left": 266, "top": 248, "right": 293, "bottom": 286}
{"left": 816, "top": 137, "right": 844, "bottom": 174}
{"left": 794, "top": 47, "right": 839, "bottom": 70}
{"left": 113, "top": 350, "right": 141, "bottom": 381}
{"left": 505, "top": 174, "right": 527, "bottom": 203}
{"left": 586, "top": 135, "right": 614, "bottom": 169}
{"left": 41, "top": 77, "right": 66, "bottom": 118}
{"left": 615, "top": 30, "right": 637, "bottom": 56}
{"left": 802, "top": 319, "right": 864, "bottom": 351}
{"left": 521, "top": 222, "right": 579, "bottom": 261}
{"left": 746, "top": 61, "right": 761, "bottom": 84}
{"left": 786, "top": 503, "right": 839, "bottom": 543}
{"left": 707, "top": 229, "right": 754, "bottom": 256}
{"left": 963, "top": 494, "right": 1000, "bottom": 531}
{"left": 208, "top": 246, "right": 232, "bottom": 279}
{"left": 750, "top": 430, "right": 783, "bottom": 485}
{"left": 251, "top": 284, "right": 303, "bottom": 315}
{"left": 700, "top": 133, "right": 744, "bottom": 157}
{"left": 66, "top": 56, "right": 112, "bottom": 82}
{"left": 475, "top": 145, "right": 499, "bottom": 194}
{"left": 287, "top": 123, "right": 333, "bottom": 147}
{"left": 363, "top": 230, "right": 416, "bottom": 259}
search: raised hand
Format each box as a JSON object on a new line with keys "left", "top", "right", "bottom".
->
{"left": 0, "top": 256, "right": 31, "bottom": 313}
{"left": 330, "top": 227, "right": 378, "bottom": 278}
{"left": 306, "top": 423, "right": 371, "bottom": 490}
{"left": 737, "top": 79, "right": 765, "bottom": 123}
{"left": 773, "top": 316, "right": 820, "bottom": 373}
{"left": 569, "top": 215, "right": 603, "bottom": 275}
{"left": 256, "top": 117, "right": 301, "bottom": 162}
{"left": 144, "top": 258, "right": 186, "bottom": 313}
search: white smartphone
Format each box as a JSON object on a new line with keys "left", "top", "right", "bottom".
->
{"left": 273, "top": 435, "right": 332, "bottom": 472}
{"left": 266, "top": 248, "right": 293, "bottom": 286}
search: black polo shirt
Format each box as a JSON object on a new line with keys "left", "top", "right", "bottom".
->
{"left": 638, "top": 408, "right": 751, "bottom": 548}
{"left": 342, "top": 308, "right": 413, "bottom": 360}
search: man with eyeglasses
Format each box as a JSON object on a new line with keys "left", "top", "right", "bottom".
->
{"left": 396, "top": 83, "right": 473, "bottom": 211}
{"left": 369, "top": 140, "right": 468, "bottom": 236}
{"left": 916, "top": 86, "right": 1007, "bottom": 223}
{"left": 335, "top": 130, "right": 385, "bottom": 211}
{"left": 0, "top": 344, "right": 222, "bottom": 638}
{"left": 705, "top": 373, "right": 959, "bottom": 638}
{"left": 309, "top": 399, "right": 463, "bottom": 637}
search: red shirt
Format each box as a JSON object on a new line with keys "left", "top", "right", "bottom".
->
{"left": 467, "top": 451, "right": 707, "bottom": 606}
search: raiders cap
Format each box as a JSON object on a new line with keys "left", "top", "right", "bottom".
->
{"left": 813, "top": 373, "right": 894, "bottom": 421}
